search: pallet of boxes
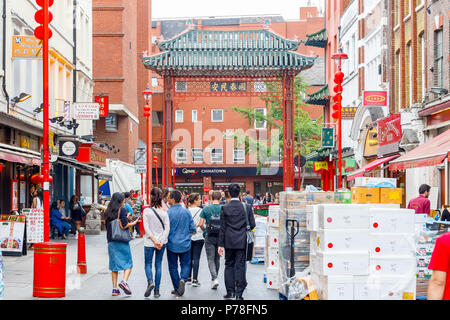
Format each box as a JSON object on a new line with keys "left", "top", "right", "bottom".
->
{"left": 273, "top": 191, "right": 351, "bottom": 299}
{"left": 264, "top": 205, "right": 281, "bottom": 290}
{"left": 307, "top": 178, "right": 418, "bottom": 300}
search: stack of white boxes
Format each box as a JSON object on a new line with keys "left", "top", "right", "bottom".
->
{"left": 308, "top": 204, "right": 417, "bottom": 300}
{"left": 265, "top": 205, "right": 280, "bottom": 290}
{"left": 253, "top": 216, "right": 268, "bottom": 262}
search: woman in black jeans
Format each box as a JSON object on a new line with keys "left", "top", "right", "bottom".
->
{"left": 187, "top": 193, "right": 204, "bottom": 286}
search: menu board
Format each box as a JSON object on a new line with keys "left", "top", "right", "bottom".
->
{"left": 0, "top": 215, "right": 25, "bottom": 252}
{"left": 23, "top": 209, "right": 44, "bottom": 243}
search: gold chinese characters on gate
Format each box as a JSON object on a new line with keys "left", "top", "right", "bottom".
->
{"left": 210, "top": 81, "right": 247, "bottom": 93}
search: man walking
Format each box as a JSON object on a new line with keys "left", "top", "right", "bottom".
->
{"left": 242, "top": 190, "right": 254, "bottom": 207}
{"left": 166, "top": 190, "right": 196, "bottom": 297}
{"left": 199, "top": 190, "right": 223, "bottom": 290}
{"left": 407, "top": 184, "right": 431, "bottom": 215}
{"left": 218, "top": 184, "right": 256, "bottom": 300}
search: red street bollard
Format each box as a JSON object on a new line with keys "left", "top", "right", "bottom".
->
{"left": 33, "top": 242, "right": 67, "bottom": 298}
{"left": 77, "top": 229, "right": 87, "bottom": 274}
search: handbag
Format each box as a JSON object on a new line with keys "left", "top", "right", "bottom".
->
{"left": 242, "top": 203, "right": 254, "bottom": 261}
{"left": 110, "top": 209, "right": 131, "bottom": 243}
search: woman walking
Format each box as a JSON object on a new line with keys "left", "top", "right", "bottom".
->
{"left": 70, "top": 195, "right": 85, "bottom": 235}
{"left": 142, "top": 188, "right": 170, "bottom": 298}
{"left": 187, "top": 193, "right": 204, "bottom": 287}
{"left": 105, "top": 192, "right": 139, "bottom": 296}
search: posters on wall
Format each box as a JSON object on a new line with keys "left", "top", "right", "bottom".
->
{"left": 0, "top": 215, "right": 25, "bottom": 252}
{"left": 23, "top": 209, "right": 44, "bottom": 243}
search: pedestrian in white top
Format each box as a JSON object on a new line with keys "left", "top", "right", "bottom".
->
{"left": 187, "top": 193, "right": 204, "bottom": 287}
{"left": 143, "top": 187, "right": 170, "bottom": 298}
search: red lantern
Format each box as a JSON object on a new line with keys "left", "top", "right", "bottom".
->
{"left": 48, "top": 176, "right": 53, "bottom": 183}
{"left": 20, "top": 174, "right": 25, "bottom": 180}
{"left": 0, "top": 163, "right": 3, "bottom": 173}
{"left": 143, "top": 111, "right": 151, "bottom": 117}
{"left": 333, "top": 84, "right": 343, "bottom": 93}
{"left": 31, "top": 174, "right": 41, "bottom": 184}
{"left": 334, "top": 71, "right": 344, "bottom": 83}
{"left": 38, "top": 175, "right": 45, "bottom": 183}
{"left": 34, "top": 0, "right": 54, "bottom": 40}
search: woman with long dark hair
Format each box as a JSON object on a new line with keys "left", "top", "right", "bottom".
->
{"left": 161, "top": 187, "right": 170, "bottom": 211}
{"left": 105, "top": 192, "right": 139, "bottom": 296}
{"left": 69, "top": 195, "right": 84, "bottom": 235}
{"left": 32, "top": 188, "right": 43, "bottom": 209}
{"left": 142, "top": 188, "right": 170, "bottom": 298}
{"left": 187, "top": 193, "right": 204, "bottom": 287}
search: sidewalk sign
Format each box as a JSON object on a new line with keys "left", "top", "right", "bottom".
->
{"left": 23, "top": 209, "right": 44, "bottom": 243}
{"left": 0, "top": 215, "right": 25, "bottom": 252}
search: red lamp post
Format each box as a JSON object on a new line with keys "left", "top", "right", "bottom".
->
{"left": 331, "top": 53, "right": 348, "bottom": 190}
{"left": 142, "top": 87, "right": 152, "bottom": 205}
{"left": 34, "top": 0, "right": 54, "bottom": 242}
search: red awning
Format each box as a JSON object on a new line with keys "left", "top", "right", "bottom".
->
{"left": 0, "top": 148, "right": 41, "bottom": 166}
{"left": 389, "top": 129, "right": 450, "bottom": 171}
{"left": 347, "top": 155, "right": 400, "bottom": 181}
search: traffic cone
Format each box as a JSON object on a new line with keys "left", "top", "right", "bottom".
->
{"left": 76, "top": 228, "right": 87, "bottom": 274}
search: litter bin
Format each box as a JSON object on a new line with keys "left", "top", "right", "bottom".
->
{"left": 33, "top": 242, "right": 67, "bottom": 298}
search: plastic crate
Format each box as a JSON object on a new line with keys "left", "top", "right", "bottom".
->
{"left": 253, "top": 204, "right": 277, "bottom": 217}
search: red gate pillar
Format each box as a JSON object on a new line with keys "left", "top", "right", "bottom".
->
{"left": 163, "top": 75, "right": 174, "bottom": 189}
{"left": 283, "top": 72, "right": 295, "bottom": 190}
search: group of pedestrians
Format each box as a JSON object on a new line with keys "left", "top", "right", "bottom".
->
{"left": 104, "top": 183, "right": 256, "bottom": 300}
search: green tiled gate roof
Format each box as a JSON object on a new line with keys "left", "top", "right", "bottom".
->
{"left": 302, "top": 28, "right": 327, "bottom": 48}
{"left": 141, "top": 29, "right": 316, "bottom": 76}
{"left": 304, "top": 85, "right": 329, "bottom": 105}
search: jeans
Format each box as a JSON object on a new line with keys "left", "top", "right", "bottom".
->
{"left": 204, "top": 238, "right": 220, "bottom": 281}
{"left": 144, "top": 245, "right": 166, "bottom": 289}
{"left": 61, "top": 221, "right": 71, "bottom": 236}
{"left": 167, "top": 249, "right": 191, "bottom": 290}
{"left": 224, "top": 248, "right": 247, "bottom": 297}
{"left": 189, "top": 240, "right": 204, "bottom": 281}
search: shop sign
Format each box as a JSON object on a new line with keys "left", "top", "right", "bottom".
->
{"left": 76, "top": 144, "right": 106, "bottom": 167}
{"left": 314, "top": 161, "right": 329, "bottom": 172}
{"left": 153, "top": 148, "right": 162, "bottom": 153}
{"left": 59, "top": 140, "right": 79, "bottom": 157}
{"left": 336, "top": 158, "right": 357, "bottom": 176}
{"left": 12, "top": 36, "right": 42, "bottom": 59}
{"left": 11, "top": 179, "right": 19, "bottom": 211}
{"left": 0, "top": 215, "right": 25, "bottom": 252}
{"left": 363, "top": 91, "right": 387, "bottom": 107}
{"left": 378, "top": 113, "right": 401, "bottom": 146}
{"left": 341, "top": 107, "right": 358, "bottom": 119}
{"left": 73, "top": 103, "right": 100, "bottom": 120}
{"left": 176, "top": 167, "right": 283, "bottom": 177}
{"left": 95, "top": 96, "right": 109, "bottom": 117}
{"left": 210, "top": 81, "right": 247, "bottom": 93}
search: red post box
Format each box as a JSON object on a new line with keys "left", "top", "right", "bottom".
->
{"left": 33, "top": 242, "right": 67, "bottom": 298}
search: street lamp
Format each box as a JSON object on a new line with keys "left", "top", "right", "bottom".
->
{"left": 142, "top": 86, "right": 152, "bottom": 205}
{"left": 331, "top": 52, "right": 348, "bottom": 190}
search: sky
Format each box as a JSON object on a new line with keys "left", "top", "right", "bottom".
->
{"left": 152, "top": 0, "right": 324, "bottom": 20}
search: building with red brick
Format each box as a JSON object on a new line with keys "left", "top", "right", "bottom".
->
{"left": 143, "top": 7, "right": 325, "bottom": 196}
{"left": 92, "top": 0, "right": 152, "bottom": 165}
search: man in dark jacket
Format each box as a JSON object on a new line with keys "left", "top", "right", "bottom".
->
{"left": 218, "top": 184, "right": 256, "bottom": 300}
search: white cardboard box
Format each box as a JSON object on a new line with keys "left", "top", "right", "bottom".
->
{"left": 310, "top": 232, "right": 317, "bottom": 256}
{"left": 354, "top": 177, "right": 397, "bottom": 188}
{"left": 370, "top": 256, "right": 417, "bottom": 275}
{"left": 311, "top": 273, "right": 354, "bottom": 300}
{"left": 267, "top": 248, "right": 279, "bottom": 269}
{"left": 267, "top": 227, "right": 279, "bottom": 248}
{"left": 369, "top": 208, "right": 415, "bottom": 234}
{"left": 306, "top": 205, "right": 320, "bottom": 232}
{"left": 369, "top": 233, "right": 416, "bottom": 256}
{"left": 315, "top": 251, "right": 369, "bottom": 276}
{"left": 315, "top": 229, "right": 369, "bottom": 252}
{"left": 318, "top": 204, "right": 370, "bottom": 230}
{"left": 266, "top": 269, "right": 280, "bottom": 290}
{"left": 268, "top": 207, "right": 280, "bottom": 227}
{"left": 354, "top": 275, "right": 416, "bottom": 300}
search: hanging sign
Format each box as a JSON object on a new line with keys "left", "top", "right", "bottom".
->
{"left": 0, "top": 215, "right": 25, "bottom": 252}
{"left": 321, "top": 127, "right": 335, "bottom": 148}
{"left": 95, "top": 96, "right": 109, "bottom": 117}
{"left": 378, "top": 113, "right": 402, "bottom": 146}
{"left": 59, "top": 140, "right": 79, "bottom": 157}
{"left": 23, "top": 209, "right": 44, "bottom": 243}
{"left": 363, "top": 91, "right": 387, "bottom": 107}
{"left": 11, "top": 180, "right": 19, "bottom": 211}
{"left": 314, "top": 161, "right": 329, "bottom": 172}
{"left": 73, "top": 103, "right": 100, "bottom": 120}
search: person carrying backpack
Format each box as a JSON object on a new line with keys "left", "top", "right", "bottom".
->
{"left": 199, "top": 190, "right": 223, "bottom": 290}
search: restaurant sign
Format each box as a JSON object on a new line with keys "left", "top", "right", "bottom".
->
{"left": 377, "top": 113, "right": 402, "bottom": 157}
{"left": 363, "top": 91, "right": 387, "bottom": 107}
{"left": 76, "top": 143, "right": 106, "bottom": 167}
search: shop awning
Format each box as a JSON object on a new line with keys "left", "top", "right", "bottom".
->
{"left": 389, "top": 129, "right": 450, "bottom": 171}
{"left": 0, "top": 146, "right": 41, "bottom": 166}
{"left": 57, "top": 156, "right": 97, "bottom": 172}
{"left": 347, "top": 155, "right": 400, "bottom": 181}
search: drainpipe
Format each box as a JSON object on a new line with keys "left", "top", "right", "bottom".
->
{"left": 2, "top": 0, "right": 9, "bottom": 113}
{"left": 72, "top": 0, "right": 77, "bottom": 135}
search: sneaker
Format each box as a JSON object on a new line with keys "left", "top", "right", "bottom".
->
{"left": 223, "top": 293, "right": 235, "bottom": 300}
{"left": 119, "top": 281, "right": 132, "bottom": 295}
{"left": 154, "top": 289, "right": 160, "bottom": 298}
{"left": 186, "top": 278, "right": 192, "bottom": 285}
{"left": 62, "top": 234, "right": 68, "bottom": 240}
{"left": 171, "top": 290, "right": 179, "bottom": 296}
{"left": 112, "top": 289, "right": 120, "bottom": 296}
{"left": 177, "top": 280, "right": 185, "bottom": 296}
{"left": 192, "top": 280, "right": 201, "bottom": 287}
{"left": 236, "top": 296, "right": 244, "bottom": 300}
{"left": 211, "top": 279, "right": 219, "bottom": 290}
{"left": 144, "top": 281, "right": 155, "bottom": 298}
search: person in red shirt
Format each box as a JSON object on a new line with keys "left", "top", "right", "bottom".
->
{"left": 428, "top": 233, "right": 450, "bottom": 300}
{"left": 407, "top": 184, "right": 431, "bottom": 214}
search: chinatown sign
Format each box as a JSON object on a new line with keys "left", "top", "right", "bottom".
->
{"left": 363, "top": 91, "right": 387, "bottom": 107}
{"left": 76, "top": 143, "right": 106, "bottom": 167}
{"left": 377, "top": 113, "right": 402, "bottom": 157}
{"left": 176, "top": 167, "right": 283, "bottom": 177}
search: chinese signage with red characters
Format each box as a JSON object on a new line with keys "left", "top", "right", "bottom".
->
{"left": 95, "top": 95, "right": 109, "bottom": 117}
{"left": 378, "top": 113, "right": 402, "bottom": 147}
{"left": 76, "top": 143, "right": 107, "bottom": 167}
{"left": 363, "top": 91, "right": 388, "bottom": 107}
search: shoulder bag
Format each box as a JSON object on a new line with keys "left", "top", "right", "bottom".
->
{"left": 242, "top": 203, "right": 254, "bottom": 261}
{"left": 151, "top": 208, "right": 165, "bottom": 230}
{"left": 110, "top": 209, "right": 131, "bottom": 243}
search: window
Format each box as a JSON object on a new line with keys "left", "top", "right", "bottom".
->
{"left": 192, "top": 148, "right": 203, "bottom": 163}
{"left": 404, "top": 0, "right": 411, "bottom": 17}
{"left": 397, "top": 52, "right": 401, "bottom": 110}
{"left": 152, "top": 111, "right": 163, "bottom": 126}
{"left": 211, "top": 148, "right": 223, "bottom": 163}
{"left": 434, "top": 29, "right": 443, "bottom": 88}
{"left": 175, "top": 110, "right": 183, "bottom": 123}
{"left": 175, "top": 148, "right": 187, "bottom": 163}
{"left": 420, "top": 34, "right": 425, "bottom": 99}
{"left": 105, "top": 114, "right": 118, "bottom": 131}
{"left": 152, "top": 36, "right": 157, "bottom": 44}
{"left": 211, "top": 109, "right": 223, "bottom": 122}
{"left": 254, "top": 108, "right": 267, "bottom": 129}
{"left": 152, "top": 77, "right": 158, "bottom": 87}
{"left": 233, "top": 148, "right": 245, "bottom": 163}
{"left": 405, "top": 42, "right": 411, "bottom": 107}
{"left": 192, "top": 109, "right": 198, "bottom": 122}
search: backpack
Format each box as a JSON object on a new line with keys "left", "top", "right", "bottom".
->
{"left": 206, "top": 206, "right": 221, "bottom": 237}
